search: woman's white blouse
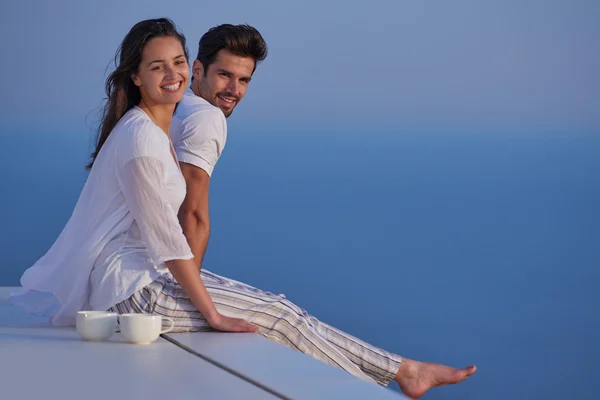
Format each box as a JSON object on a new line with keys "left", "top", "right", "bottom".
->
{"left": 11, "top": 107, "right": 194, "bottom": 326}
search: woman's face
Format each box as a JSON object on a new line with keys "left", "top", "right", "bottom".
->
{"left": 132, "top": 36, "right": 189, "bottom": 107}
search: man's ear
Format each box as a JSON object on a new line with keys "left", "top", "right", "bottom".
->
{"left": 192, "top": 59, "right": 205, "bottom": 80}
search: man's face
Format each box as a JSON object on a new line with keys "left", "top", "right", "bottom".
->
{"left": 192, "top": 49, "right": 255, "bottom": 117}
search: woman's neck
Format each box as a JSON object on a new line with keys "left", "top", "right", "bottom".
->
{"left": 138, "top": 100, "right": 175, "bottom": 135}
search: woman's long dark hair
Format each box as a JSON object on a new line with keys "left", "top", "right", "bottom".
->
{"left": 86, "top": 18, "right": 188, "bottom": 169}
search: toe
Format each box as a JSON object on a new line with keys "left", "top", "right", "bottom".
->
{"left": 464, "top": 365, "right": 477, "bottom": 375}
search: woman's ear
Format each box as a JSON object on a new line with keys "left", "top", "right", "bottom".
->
{"left": 131, "top": 73, "right": 142, "bottom": 87}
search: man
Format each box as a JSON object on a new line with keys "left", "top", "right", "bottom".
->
{"left": 171, "top": 24, "right": 263, "bottom": 277}
{"left": 171, "top": 24, "right": 476, "bottom": 398}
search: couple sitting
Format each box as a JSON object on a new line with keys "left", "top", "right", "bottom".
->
{"left": 11, "top": 18, "right": 476, "bottom": 398}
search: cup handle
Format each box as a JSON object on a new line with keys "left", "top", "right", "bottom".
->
{"left": 160, "top": 317, "right": 175, "bottom": 334}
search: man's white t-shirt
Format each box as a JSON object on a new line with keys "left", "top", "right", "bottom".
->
{"left": 171, "top": 88, "right": 227, "bottom": 177}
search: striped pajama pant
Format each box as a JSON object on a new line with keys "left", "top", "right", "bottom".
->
{"left": 110, "top": 269, "right": 402, "bottom": 386}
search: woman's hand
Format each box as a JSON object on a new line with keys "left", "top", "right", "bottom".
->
{"left": 208, "top": 313, "right": 259, "bottom": 333}
{"left": 164, "top": 260, "right": 258, "bottom": 334}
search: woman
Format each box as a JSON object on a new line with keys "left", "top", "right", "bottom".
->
{"left": 11, "top": 18, "right": 251, "bottom": 333}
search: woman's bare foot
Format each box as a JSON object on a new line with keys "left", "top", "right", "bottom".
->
{"left": 394, "top": 358, "right": 477, "bottom": 399}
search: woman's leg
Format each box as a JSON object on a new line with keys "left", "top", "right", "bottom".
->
{"left": 110, "top": 274, "right": 212, "bottom": 331}
{"left": 111, "top": 271, "right": 476, "bottom": 396}
{"left": 201, "top": 271, "right": 477, "bottom": 397}
{"left": 144, "top": 270, "right": 401, "bottom": 386}
{"left": 202, "top": 270, "right": 402, "bottom": 387}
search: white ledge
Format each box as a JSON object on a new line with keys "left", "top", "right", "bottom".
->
{"left": 0, "top": 287, "right": 406, "bottom": 399}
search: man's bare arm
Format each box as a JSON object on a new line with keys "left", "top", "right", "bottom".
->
{"left": 178, "top": 162, "right": 211, "bottom": 272}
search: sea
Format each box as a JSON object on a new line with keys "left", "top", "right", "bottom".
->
{"left": 1, "top": 130, "right": 599, "bottom": 399}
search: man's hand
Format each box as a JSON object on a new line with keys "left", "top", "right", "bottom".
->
{"left": 208, "top": 313, "right": 259, "bottom": 333}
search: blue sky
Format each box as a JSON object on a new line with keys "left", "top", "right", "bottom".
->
{"left": 1, "top": 0, "right": 598, "bottom": 136}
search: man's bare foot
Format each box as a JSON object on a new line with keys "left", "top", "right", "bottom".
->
{"left": 394, "top": 358, "right": 476, "bottom": 399}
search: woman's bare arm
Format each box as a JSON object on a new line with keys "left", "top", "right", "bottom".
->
{"left": 165, "top": 258, "right": 258, "bottom": 333}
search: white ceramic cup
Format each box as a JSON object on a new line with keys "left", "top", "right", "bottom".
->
{"left": 119, "top": 314, "right": 175, "bottom": 344}
{"left": 76, "top": 311, "right": 118, "bottom": 341}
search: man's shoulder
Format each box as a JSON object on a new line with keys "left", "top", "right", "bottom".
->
{"left": 172, "top": 91, "right": 227, "bottom": 143}
{"left": 176, "top": 90, "right": 226, "bottom": 126}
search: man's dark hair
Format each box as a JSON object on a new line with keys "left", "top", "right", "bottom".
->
{"left": 196, "top": 24, "right": 267, "bottom": 74}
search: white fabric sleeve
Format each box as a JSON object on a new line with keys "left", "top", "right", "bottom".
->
{"left": 175, "top": 109, "right": 226, "bottom": 177}
{"left": 120, "top": 156, "right": 193, "bottom": 265}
